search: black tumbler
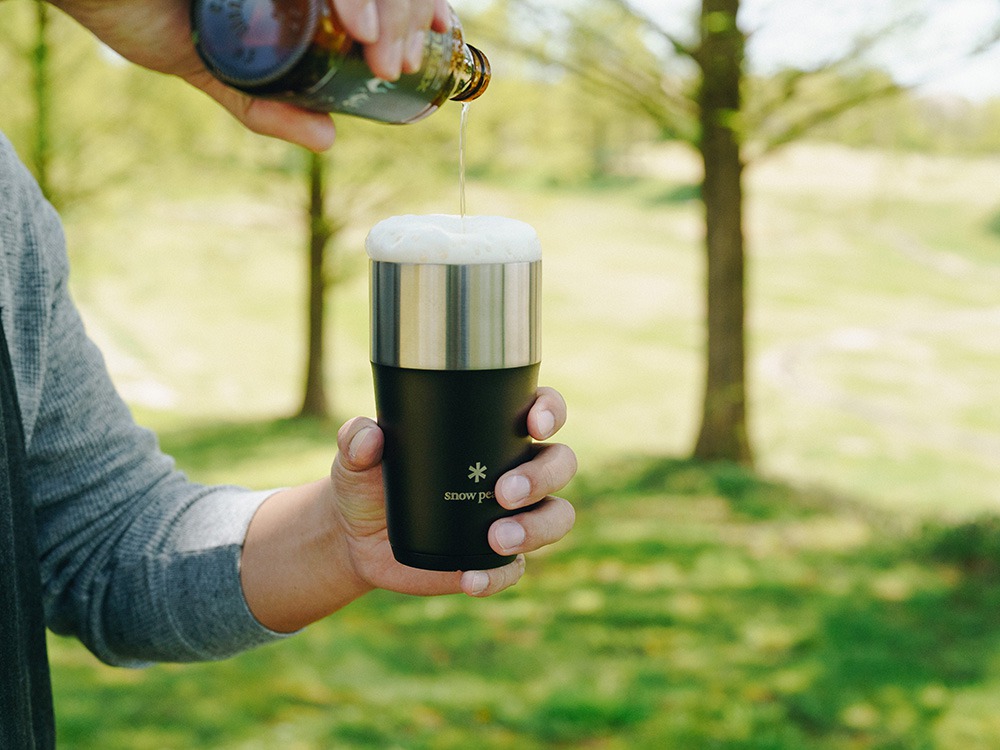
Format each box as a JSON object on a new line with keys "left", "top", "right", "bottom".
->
{"left": 370, "top": 239, "right": 541, "bottom": 571}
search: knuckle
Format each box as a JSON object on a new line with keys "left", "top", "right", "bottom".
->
{"left": 492, "top": 556, "right": 525, "bottom": 595}
{"left": 538, "top": 444, "right": 576, "bottom": 491}
{"left": 555, "top": 496, "right": 577, "bottom": 533}
{"left": 537, "top": 386, "right": 567, "bottom": 416}
{"left": 559, "top": 444, "right": 579, "bottom": 476}
{"left": 535, "top": 496, "right": 576, "bottom": 542}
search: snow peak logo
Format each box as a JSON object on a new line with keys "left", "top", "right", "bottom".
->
{"left": 467, "top": 462, "right": 487, "bottom": 483}
{"left": 443, "top": 462, "right": 494, "bottom": 503}
{"left": 444, "top": 490, "right": 496, "bottom": 503}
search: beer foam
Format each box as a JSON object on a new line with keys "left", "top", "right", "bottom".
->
{"left": 365, "top": 214, "right": 541, "bottom": 264}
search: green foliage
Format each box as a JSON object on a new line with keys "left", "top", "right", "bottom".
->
{"left": 461, "top": 76, "right": 656, "bottom": 186}
{"left": 702, "top": 10, "right": 739, "bottom": 36}
{"left": 988, "top": 207, "right": 1000, "bottom": 238}
{"left": 0, "top": 0, "right": 265, "bottom": 207}
{"left": 790, "top": 79, "right": 1000, "bottom": 156}
{"left": 744, "top": 68, "right": 901, "bottom": 157}
{"left": 3, "top": 0, "right": 999, "bottom": 203}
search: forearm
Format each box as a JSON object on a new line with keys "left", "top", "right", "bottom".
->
{"left": 239, "top": 479, "right": 374, "bottom": 633}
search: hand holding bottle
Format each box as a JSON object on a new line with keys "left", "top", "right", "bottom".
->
{"left": 48, "top": 0, "right": 451, "bottom": 150}
{"left": 333, "top": 0, "right": 451, "bottom": 81}
{"left": 191, "top": 0, "right": 489, "bottom": 124}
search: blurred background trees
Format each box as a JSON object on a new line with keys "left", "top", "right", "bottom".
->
{"left": 296, "top": 118, "right": 453, "bottom": 419}
{"left": 0, "top": 0, "right": 997, "bottom": 457}
{"left": 466, "top": 0, "right": 1000, "bottom": 466}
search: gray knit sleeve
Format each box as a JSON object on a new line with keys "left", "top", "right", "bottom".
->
{"left": 0, "top": 134, "right": 292, "bottom": 666}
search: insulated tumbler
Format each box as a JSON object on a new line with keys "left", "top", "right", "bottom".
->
{"left": 367, "top": 215, "right": 541, "bottom": 571}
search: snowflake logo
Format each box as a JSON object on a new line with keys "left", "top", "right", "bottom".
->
{"left": 467, "top": 462, "right": 488, "bottom": 483}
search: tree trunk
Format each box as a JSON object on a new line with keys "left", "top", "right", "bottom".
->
{"left": 692, "top": 0, "right": 752, "bottom": 465}
{"left": 298, "top": 150, "right": 332, "bottom": 419}
{"left": 32, "top": 0, "right": 53, "bottom": 203}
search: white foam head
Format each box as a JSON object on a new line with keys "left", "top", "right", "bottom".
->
{"left": 365, "top": 214, "right": 541, "bottom": 264}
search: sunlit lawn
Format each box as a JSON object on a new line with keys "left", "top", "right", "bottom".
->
{"left": 48, "top": 455, "right": 1000, "bottom": 748}
{"left": 49, "top": 142, "right": 1000, "bottom": 747}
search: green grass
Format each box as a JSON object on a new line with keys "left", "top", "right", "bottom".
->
{"left": 48, "top": 141, "right": 1000, "bottom": 747}
{"left": 48, "top": 453, "right": 1000, "bottom": 748}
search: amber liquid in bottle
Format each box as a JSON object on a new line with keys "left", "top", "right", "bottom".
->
{"left": 191, "top": 0, "right": 490, "bottom": 124}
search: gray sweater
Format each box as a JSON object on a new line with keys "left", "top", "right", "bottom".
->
{"left": 0, "top": 133, "right": 286, "bottom": 667}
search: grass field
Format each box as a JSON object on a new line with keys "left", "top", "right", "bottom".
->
{"left": 48, "top": 141, "right": 1000, "bottom": 747}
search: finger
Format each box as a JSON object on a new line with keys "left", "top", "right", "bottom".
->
{"left": 489, "top": 496, "right": 576, "bottom": 557}
{"left": 191, "top": 74, "right": 337, "bottom": 151}
{"left": 364, "top": 0, "right": 411, "bottom": 80}
{"left": 461, "top": 555, "right": 526, "bottom": 597}
{"left": 336, "top": 416, "right": 384, "bottom": 471}
{"left": 402, "top": 0, "right": 435, "bottom": 72}
{"left": 528, "top": 386, "right": 568, "bottom": 441}
{"left": 431, "top": 0, "right": 451, "bottom": 32}
{"left": 240, "top": 100, "right": 337, "bottom": 152}
{"left": 495, "top": 443, "right": 577, "bottom": 510}
{"left": 379, "top": 565, "right": 466, "bottom": 597}
{"left": 332, "top": 0, "right": 381, "bottom": 44}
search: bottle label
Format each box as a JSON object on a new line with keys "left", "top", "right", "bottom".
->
{"left": 298, "top": 30, "right": 455, "bottom": 123}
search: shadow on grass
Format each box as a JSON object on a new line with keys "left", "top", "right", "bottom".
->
{"left": 555, "top": 453, "right": 1000, "bottom": 745}
{"left": 532, "top": 173, "right": 702, "bottom": 207}
{"left": 649, "top": 182, "right": 701, "bottom": 205}
{"left": 571, "top": 453, "right": 837, "bottom": 520}
{"left": 59, "top": 430, "right": 1000, "bottom": 747}
{"left": 780, "top": 578, "right": 1000, "bottom": 738}
{"left": 582, "top": 175, "right": 700, "bottom": 204}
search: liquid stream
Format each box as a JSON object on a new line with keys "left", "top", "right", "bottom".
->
{"left": 459, "top": 102, "right": 470, "bottom": 228}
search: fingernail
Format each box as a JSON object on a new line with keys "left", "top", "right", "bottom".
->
{"left": 383, "top": 39, "right": 404, "bottom": 80}
{"left": 405, "top": 31, "right": 426, "bottom": 71}
{"left": 536, "top": 409, "right": 556, "bottom": 439}
{"left": 348, "top": 427, "right": 374, "bottom": 461}
{"left": 499, "top": 474, "right": 531, "bottom": 506}
{"left": 496, "top": 521, "right": 525, "bottom": 552}
{"left": 467, "top": 571, "right": 489, "bottom": 596}
{"left": 305, "top": 115, "right": 336, "bottom": 151}
{"left": 356, "top": 1, "right": 379, "bottom": 42}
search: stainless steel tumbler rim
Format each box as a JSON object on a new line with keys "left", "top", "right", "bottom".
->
{"left": 370, "top": 260, "right": 541, "bottom": 370}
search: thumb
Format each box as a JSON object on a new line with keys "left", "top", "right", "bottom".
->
{"left": 332, "top": 417, "right": 388, "bottom": 535}
{"left": 336, "top": 417, "right": 384, "bottom": 472}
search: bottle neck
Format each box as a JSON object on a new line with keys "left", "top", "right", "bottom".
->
{"left": 451, "top": 44, "right": 490, "bottom": 102}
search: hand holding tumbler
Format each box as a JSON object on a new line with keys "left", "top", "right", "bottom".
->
{"left": 367, "top": 215, "right": 542, "bottom": 571}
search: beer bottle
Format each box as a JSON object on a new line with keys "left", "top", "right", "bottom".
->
{"left": 190, "top": 0, "right": 490, "bottom": 124}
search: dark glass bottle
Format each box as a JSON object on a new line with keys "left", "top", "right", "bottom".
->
{"left": 191, "top": 0, "right": 490, "bottom": 124}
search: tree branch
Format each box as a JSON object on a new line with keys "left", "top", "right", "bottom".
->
{"left": 749, "top": 78, "right": 903, "bottom": 160}
{"left": 603, "top": 0, "right": 696, "bottom": 59}
{"left": 481, "top": 1, "right": 699, "bottom": 138}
